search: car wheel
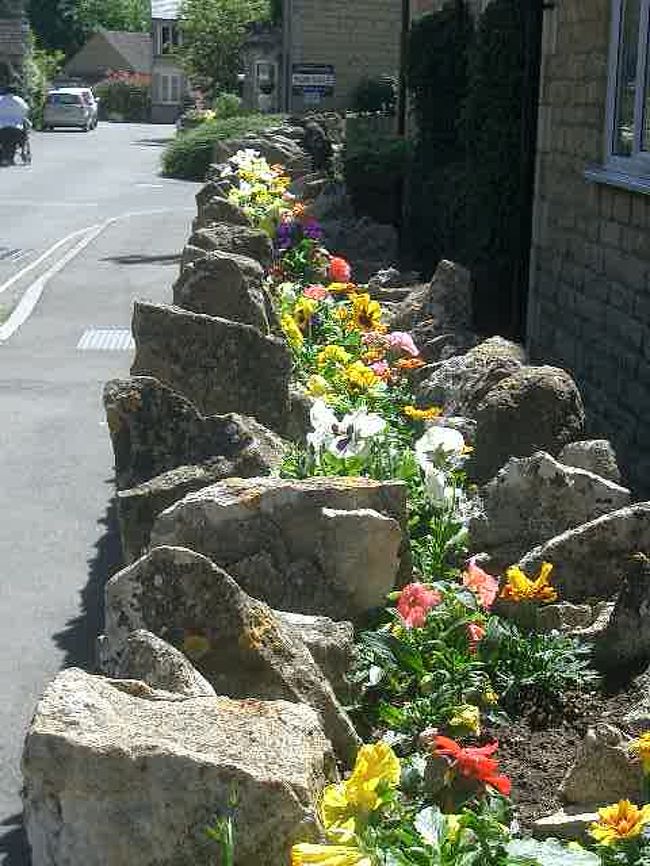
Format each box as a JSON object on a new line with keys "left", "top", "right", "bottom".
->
{"left": 82, "top": 123, "right": 90, "bottom": 132}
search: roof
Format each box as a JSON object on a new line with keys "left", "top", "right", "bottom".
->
{"left": 101, "top": 30, "right": 152, "bottom": 73}
{"left": 151, "top": 0, "right": 181, "bottom": 20}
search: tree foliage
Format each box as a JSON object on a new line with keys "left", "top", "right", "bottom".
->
{"left": 178, "top": 0, "right": 271, "bottom": 94}
{"left": 28, "top": 0, "right": 148, "bottom": 55}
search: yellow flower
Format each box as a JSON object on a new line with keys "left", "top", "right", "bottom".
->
{"left": 294, "top": 297, "right": 319, "bottom": 330}
{"left": 448, "top": 704, "right": 481, "bottom": 736}
{"left": 500, "top": 562, "right": 558, "bottom": 603}
{"left": 321, "top": 743, "right": 400, "bottom": 840}
{"left": 281, "top": 313, "right": 304, "bottom": 349}
{"left": 629, "top": 732, "right": 650, "bottom": 773}
{"left": 291, "top": 843, "right": 371, "bottom": 866}
{"left": 328, "top": 281, "right": 356, "bottom": 295}
{"left": 589, "top": 800, "right": 650, "bottom": 846}
{"left": 342, "top": 361, "right": 380, "bottom": 393}
{"left": 402, "top": 405, "right": 443, "bottom": 422}
{"left": 482, "top": 688, "right": 499, "bottom": 705}
{"left": 317, "top": 345, "right": 351, "bottom": 368}
{"left": 306, "top": 375, "right": 333, "bottom": 400}
{"left": 445, "top": 814, "right": 461, "bottom": 843}
{"left": 349, "top": 293, "right": 383, "bottom": 332}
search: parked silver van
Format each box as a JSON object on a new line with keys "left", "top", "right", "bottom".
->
{"left": 43, "top": 88, "right": 98, "bottom": 131}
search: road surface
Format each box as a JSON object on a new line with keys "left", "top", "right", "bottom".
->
{"left": 0, "top": 123, "right": 200, "bottom": 863}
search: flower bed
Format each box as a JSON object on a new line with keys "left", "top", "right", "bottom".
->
{"left": 207, "top": 147, "right": 650, "bottom": 866}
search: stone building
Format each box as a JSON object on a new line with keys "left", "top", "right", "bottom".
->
{"left": 150, "top": 0, "right": 186, "bottom": 123}
{"left": 0, "top": 0, "right": 27, "bottom": 87}
{"left": 281, "top": 0, "right": 402, "bottom": 112}
{"left": 527, "top": 0, "right": 650, "bottom": 491}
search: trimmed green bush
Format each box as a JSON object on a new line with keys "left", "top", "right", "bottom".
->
{"left": 212, "top": 92, "right": 243, "bottom": 118}
{"left": 161, "top": 113, "right": 285, "bottom": 181}
{"left": 344, "top": 129, "right": 411, "bottom": 226}
{"left": 95, "top": 72, "right": 151, "bottom": 122}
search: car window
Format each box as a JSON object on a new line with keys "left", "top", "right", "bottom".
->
{"left": 47, "top": 93, "right": 83, "bottom": 105}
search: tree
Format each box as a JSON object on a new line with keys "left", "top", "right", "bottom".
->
{"left": 73, "top": 0, "right": 149, "bottom": 39}
{"left": 179, "top": 0, "right": 270, "bottom": 94}
{"left": 28, "top": 0, "right": 148, "bottom": 55}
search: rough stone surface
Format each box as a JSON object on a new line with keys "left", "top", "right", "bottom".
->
{"left": 558, "top": 439, "right": 623, "bottom": 485}
{"left": 100, "top": 629, "right": 216, "bottom": 697}
{"left": 194, "top": 195, "right": 252, "bottom": 231}
{"left": 130, "top": 302, "right": 292, "bottom": 434}
{"left": 104, "top": 376, "right": 285, "bottom": 490}
{"left": 182, "top": 224, "right": 273, "bottom": 270}
{"left": 150, "top": 476, "right": 409, "bottom": 619}
{"left": 389, "top": 259, "right": 473, "bottom": 334}
{"left": 104, "top": 546, "right": 360, "bottom": 763}
{"left": 594, "top": 554, "right": 650, "bottom": 674}
{"left": 532, "top": 809, "right": 599, "bottom": 841}
{"left": 214, "top": 136, "right": 311, "bottom": 177}
{"left": 468, "top": 365, "right": 586, "bottom": 483}
{"left": 276, "top": 612, "right": 354, "bottom": 702}
{"left": 469, "top": 451, "right": 631, "bottom": 568}
{"left": 559, "top": 724, "right": 643, "bottom": 805}
{"left": 416, "top": 337, "right": 525, "bottom": 415}
{"left": 23, "top": 668, "right": 335, "bottom": 866}
{"left": 519, "top": 503, "right": 650, "bottom": 602}
{"left": 173, "top": 250, "right": 273, "bottom": 332}
{"left": 195, "top": 179, "right": 234, "bottom": 212}
{"left": 536, "top": 602, "right": 598, "bottom": 633}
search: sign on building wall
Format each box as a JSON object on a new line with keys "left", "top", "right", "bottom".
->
{"left": 291, "top": 63, "right": 336, "bottom": 103}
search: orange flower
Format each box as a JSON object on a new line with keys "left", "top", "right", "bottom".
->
{"left": 329, "top": 256, "right": 352, "bottom": 282}
{"left": 462, "top": 558, "right": 499, "bottom": 610}
{"left": 500, "top": 562, "right": 558, "bottom": 603}
{"left": 432, "top": 736, "right": 511, "bottom": 796}
{"left": 395, "top": 357, "right": 426, "bottom": 371}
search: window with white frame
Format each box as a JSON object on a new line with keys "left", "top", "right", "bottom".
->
{"left": 155, "top": 73, "right": 182, "bottom": 104}
{"left": 605, "top": 0, "right": 650, "bottom": 176}
{"left": 155, "top": 21, "right": 181, "bottom": 55}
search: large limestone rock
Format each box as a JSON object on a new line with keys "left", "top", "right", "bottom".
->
{"left": 214, "top": 136, "right": 311, "bottom": 177}
{"left": 416, "top": 337, "right": 525, "bottom": 416}
{"left": 277, "top": 612, "right": 354, "bottom": 701}
{"left": 469, "top": 451, "right": 631, "bottom": 569}
{"left": 468, "top": 365, "right": 585, "bottom": 483}
{"left": 151, "top": 476, "right": 409, "bottom": 619}
{"left": 173, "top": 251, "right": 274, "bottom": 332}
{"left": 195, "top": 179, "right": 234, "bottom": 212}
{"left": 104, "top": 546, "right": 360, "bottom": 763}
{"left": 594, "top": 554, "right": 650, "bottom": 674}
{"left": 100, "top": 629, "right": 216, "bottom": 697}
{"left": 130, "top": 302, "right": 292, "bottom": 434}
{"left": 104, "top": 376, "right": 285, "bottom": 490}
{"left": 182, "top": 224, "right": 273, "bottom": 270}
{"left": 558, "top": 440, "right": 623, "bottom": 485}
{"left": 23, "top": 668, "right": 335, "bottom": 866}
{"left": 519, "top": 502, "right": 650, "bottom": 602}
{"left": 389, "top": 259, "right": 473, "bottom": 334}
{"left": 193, "top": 195, "right": 251, "bottom": 231}
{"left": 559, "top": 724, "right": 643, "bottom": 805}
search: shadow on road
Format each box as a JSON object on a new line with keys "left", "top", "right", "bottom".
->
{"left": 52, "top": 492, "right": 123, "bottom": 670}
{"left": 133, "top": 137, "right": 173, "bottom": 148}
{"left": 102, "top": 253, "right": 181, "bottom": 266}
{"left": 0, "top": 814, "right": 30, "bottom": 866}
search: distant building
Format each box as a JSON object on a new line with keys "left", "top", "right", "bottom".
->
{"left": 64, "top": 30, "right": 152, "bottom": 84}
{"left": 150, "top": 0, "right": 186, "bottom": 123}
{"left": 0, "top": 0, "right": 27, "bottom": 87}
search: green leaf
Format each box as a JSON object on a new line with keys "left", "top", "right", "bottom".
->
{"left": 414, "top": 806, "right": 445, "bottom": 849}
{"left": 506, "top": 838, "right": 600, "bottom": 866}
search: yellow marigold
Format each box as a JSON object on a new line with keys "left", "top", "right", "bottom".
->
{"left": 349, "top": 293, "right": 383, "bottom": 332}
{"left": 293, "top": 297, "right": 319, "bottom": 330}
{"left": 321, "top": 742, "right": 400, "bottom": 841}
{"left": 317, "top": 345, "right": 351, "bottom": 368}
{"left": 395, "top": 357, "right": 426, "bottom": 371}
{"left": 448, "top": 704, "right": 481, "bottom": 736}
{"left": 281, "top": 313, "right": 304, "bottom": 349}
{"left": 629, "top": 732, "right": 650, "bottom": 773}
{"left": 328, "top": 281, "right": 357, "bottom": 295}
{"left": 342, "top": 361, "right": 380, "bottom": 393}
{"left": 291, "top": 844, "right": 371, "bottom": 866}
{"left": 402, "top": 405, "right": 443, "bottom": 421}
{"left": 590, "top": 800, "right": 650, "bottom": 846}
{"left": 306, "top": 375, "right": 333, "bottom": 399}
{"left": 500, "top": 561, "right": 558, "bottom": 603}
{"left": 293, "top": 202, "right": 307, "bottom": 218}
{"left": 483, "top": 688, "right": 499, "bottom": 706}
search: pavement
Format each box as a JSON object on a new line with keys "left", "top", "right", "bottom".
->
{"left": 0, "top": 123, "right": 200, "bottom": 864}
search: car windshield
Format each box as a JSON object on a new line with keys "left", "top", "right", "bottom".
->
{"left": 47, "top": 93, "right": 82, "bottom": 105}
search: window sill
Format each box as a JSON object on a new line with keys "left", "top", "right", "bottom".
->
{"left": 584, "top": 164, "right": 650, "bottom": 195}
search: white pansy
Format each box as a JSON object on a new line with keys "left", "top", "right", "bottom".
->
{"left": 424, "top": 465, "right": 456, "bottom": 506}
{"left": 307, "top": 400, "right": 338, "bottom": 453}
{"left": 307, "top": 400, "right": 386, "bottom": 459}
{"left": 415, "top": 426, "right": 466, "bottom": 471}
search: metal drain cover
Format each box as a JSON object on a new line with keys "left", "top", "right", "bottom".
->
{"left": 77, "top": 329, "right": 134, "bottom": 351}
{"left": 0, "top": 247, "right": 28, "bottom": 263}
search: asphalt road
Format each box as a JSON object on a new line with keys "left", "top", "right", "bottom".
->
{"left": 0, "top": 123, "right": 200, "bottom": 863}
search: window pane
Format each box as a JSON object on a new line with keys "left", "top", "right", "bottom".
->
{"left": 614, "top": 0, "right": 641, "bottom": 156}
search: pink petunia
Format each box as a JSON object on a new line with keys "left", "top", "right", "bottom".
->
{"left": 387, "top": 331, "right": 420, "bottom": 357}
{"left": 303, "top": 284, "right": 329, "bottom": 300}
{"left": 397, "top": 582, "right": 442, "bottom": 628}
{"left": 466, "top": 622, "right": 486, "bottom": 653}
{"left": 370, "top": 360, "right": 391, "bottom": 379}
{"left": 462, "top": 557, "right": 499, "bottom": 610}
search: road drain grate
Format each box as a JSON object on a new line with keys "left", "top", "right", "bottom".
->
{"left": 77, "top": 329, "right": 134, "bottom": 351}
{"left": 0, "top": 247, "right": 27, "bottom": 262}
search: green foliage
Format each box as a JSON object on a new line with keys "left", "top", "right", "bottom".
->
{"left": 344, "top": 130, "right": 411, "bottom": 226}
{"left": 73, "top": 0, "right": 149, "bottom": 39}
{"left": 179, "top": 0, "right": 271, "bottom": 93}
{"left": 205, "top": 789, "right": 238, "bottom": 866}
{"left": 94, "top": 73, "right": 151, "bottom": 122}
{"left": 351, "top": 76, "right": 397, "bottom": 115}
{"left": 212, "top": 91, "right": 243, "bottom": 118}
{"left": 23, "top": 30, "right": 65, "bottom": 127}
{"left": 28, "top": 0, "right": 148, "bottom": 55}
{"left": 161, "top": 113, "right": 284, "bottom": 180}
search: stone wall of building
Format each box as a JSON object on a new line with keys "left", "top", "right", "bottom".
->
{"left": 527, "top": 0, "right": 650, "bottom": 492}
{"left": 287, "top": 0, "right": 401, "bottom": 112}
{"left": 0, "top": 0, "right": 27, "bottom": 86}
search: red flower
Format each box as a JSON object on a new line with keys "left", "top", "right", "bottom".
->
{"left": 466, "top": 622, "right": 486, "bottom": 654}
{"left": 397, "top": 582, "right": 442, "bottom": 628}
{"left": 433, "top": 735, "right": 511, "bottom": 796}
{"left": 329, "top": 256, "right": 352, "bottom": 282}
